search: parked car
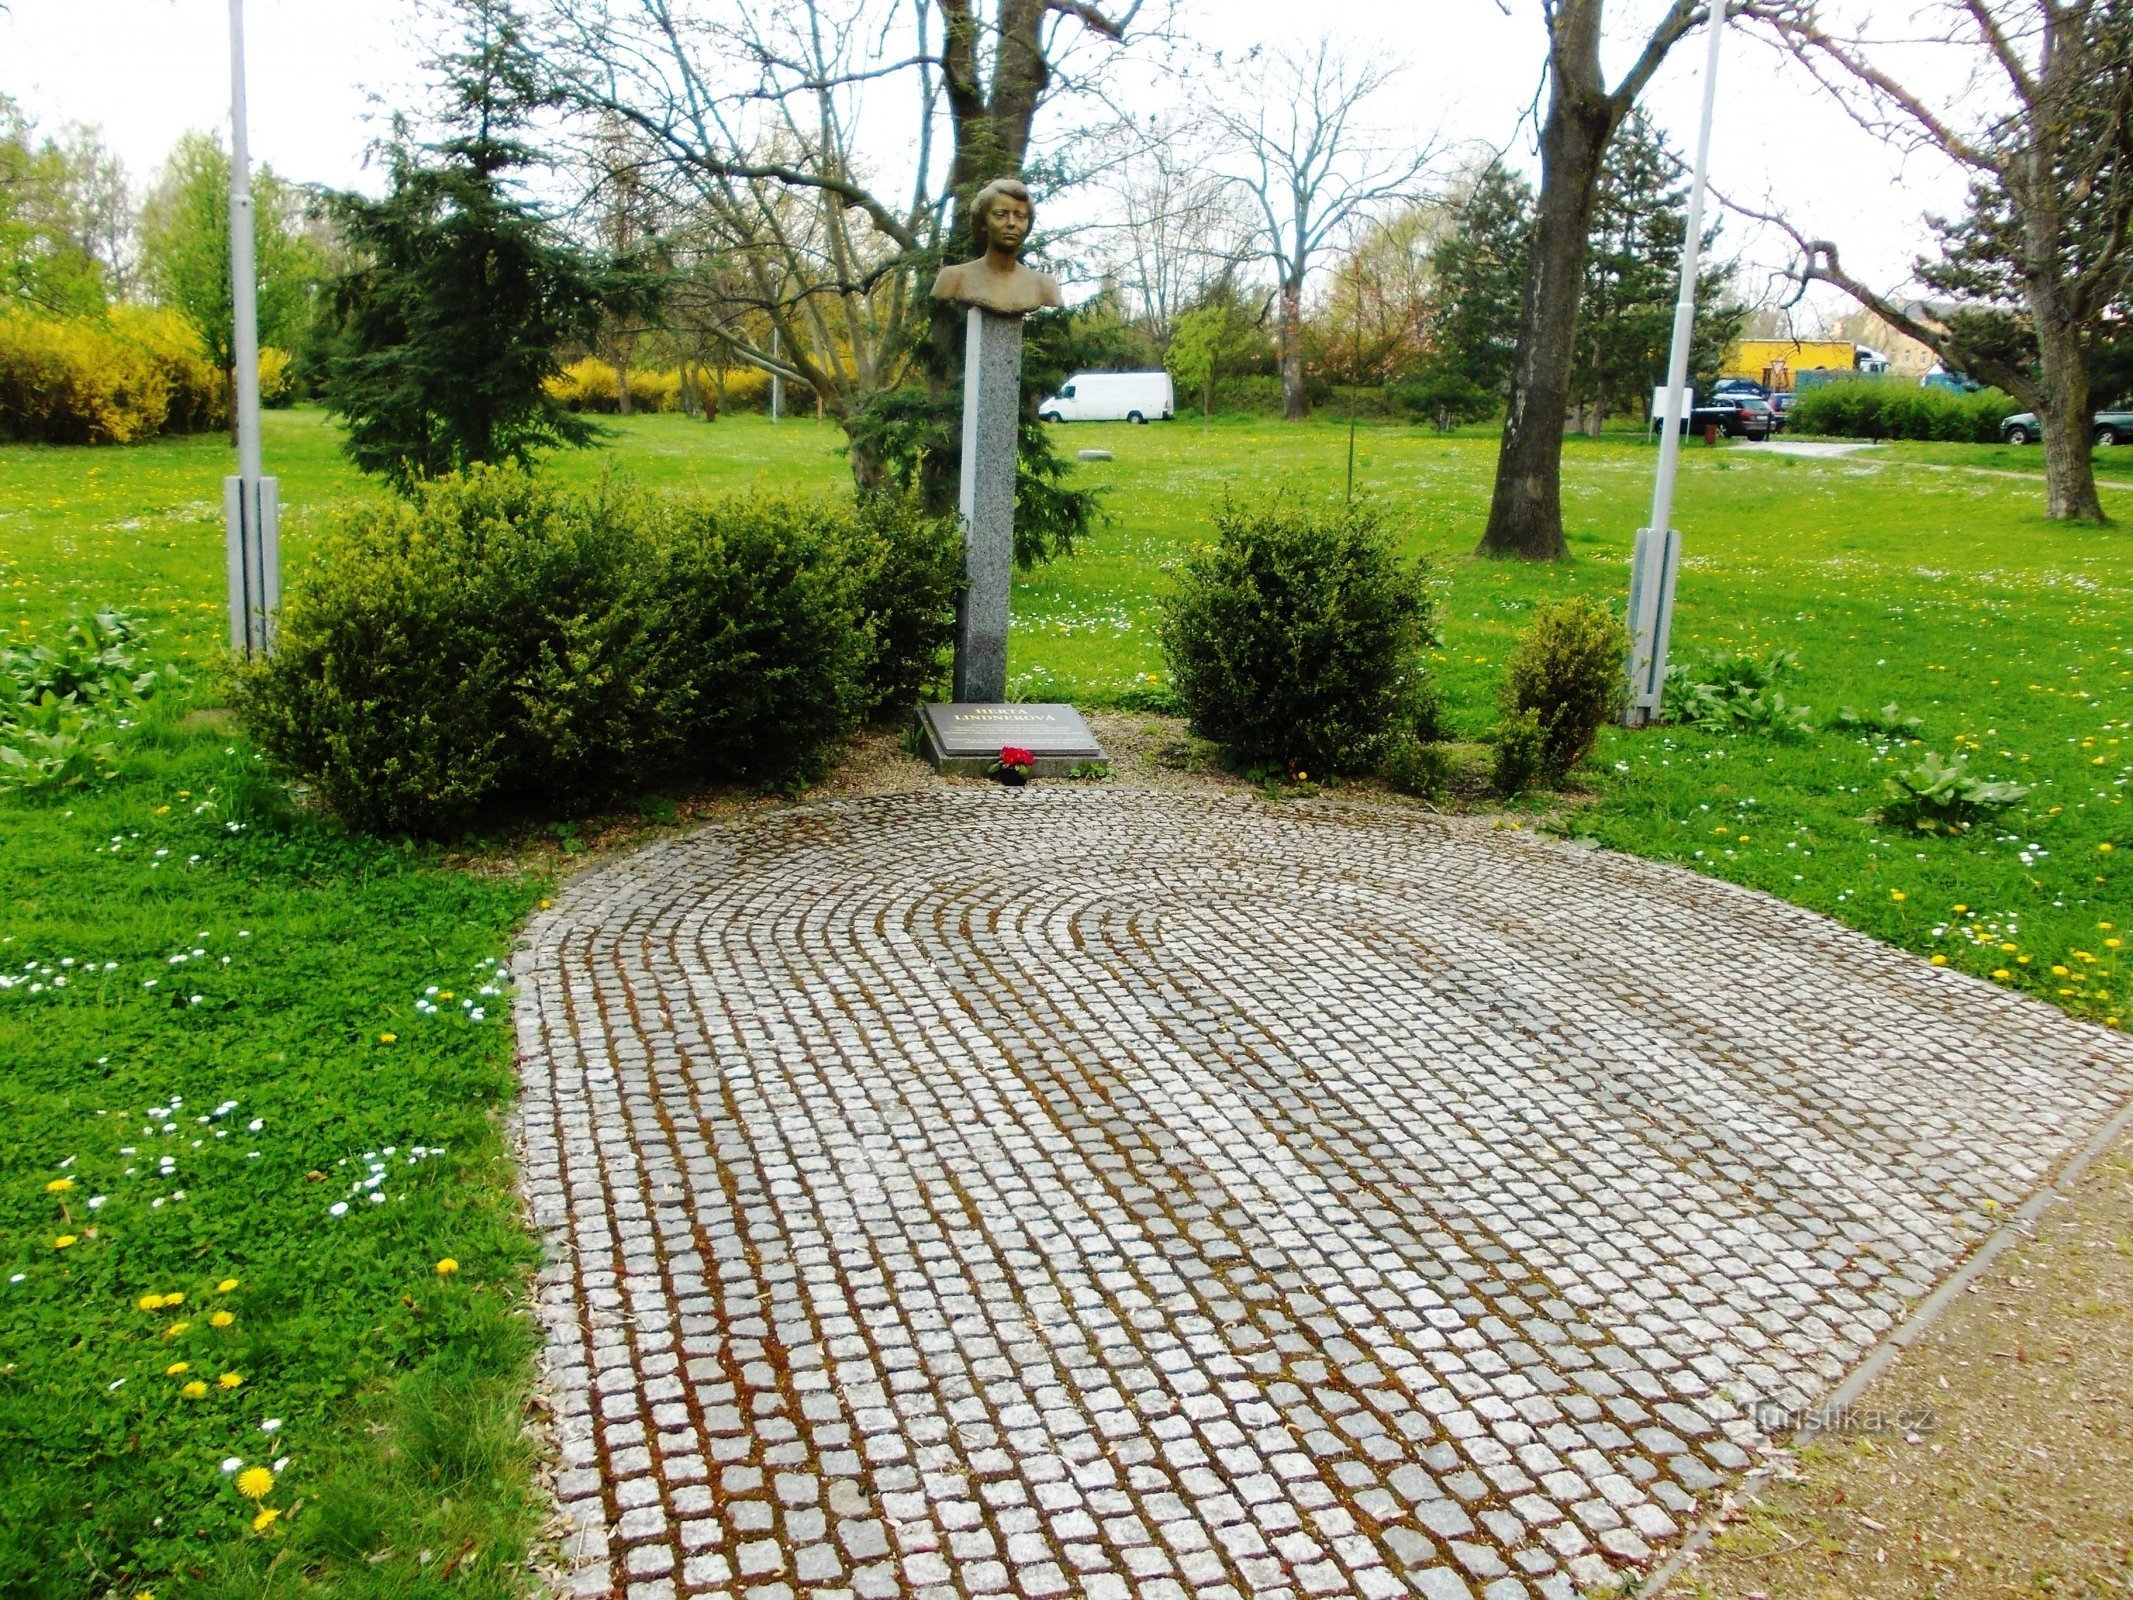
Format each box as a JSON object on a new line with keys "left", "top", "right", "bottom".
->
{"left": 1037, "top": 370, "right": 1175, "bottom": 424}
{"left": 1769, "top": 391, "right": 1799, "bottom": 430}
{"left": 1712, "top": 395, "right": 1775, "bottom": 440}
{"left": 2000, "top": 408, "right": 2133, "bottom": 445}
{"left": 1651, "top": 394, "right": 1776, "bottom": 441}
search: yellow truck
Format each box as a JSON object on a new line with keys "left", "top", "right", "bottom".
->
{"left": 1721, "top": 339, "right": 1889, "bottom": 391}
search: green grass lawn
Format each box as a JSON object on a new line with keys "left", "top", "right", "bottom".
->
{"left": 2, "top": 407, "right": 2128, "bottom": 1595}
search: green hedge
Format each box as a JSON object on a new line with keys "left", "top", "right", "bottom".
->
{"left": 1787, "top": 377, "right": 2018, "bottom": 442}
{"left": 235, "top": 466, "right": 957, "bottom": 834}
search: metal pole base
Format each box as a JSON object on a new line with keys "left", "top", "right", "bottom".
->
{"left": 225, "top": 474, "right": 280, "bottom": 658}
{"left": 1622, "top": 525, "right": 1679, "bottom": 726}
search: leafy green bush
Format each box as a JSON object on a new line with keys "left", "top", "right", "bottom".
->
{"left": 1382, "top": 735, "right": 1455, "bottom": 798}
{"left": 1663, "top": 648, "right": 1814, "bottom": 739}
{"left": 236, "top": 468, "right": 643, "bottom": 833}
{"left": 1389, "top": 369, "right": 1496, "bottom": 431}
{"left": 1159, "top": 497, "right": 1436, "bottom": 775}
{"left": 1787, "top": 377, "right": 2017, "bottom": 442}
{"left": 1495, "top": 598, "right": 1629, "bottom": 783}
{"left": 1491, "top": 707, "right": 1548, "bottom": 797}
{"left": 628, "top": 494, "right": 869, "bottom": 783}
{"left": 838, "top": 491, "right": 961, "bottom": 721}
{"left": 1879, "top": 751, "right": 2029, "bottom": 834}
{"left": 0, "top": 609, "right": 183, "bottom": 791}
{"left": 1834, "top": 701, "right": 1924, "bottom": 738}
{"left": 236, "top": 467, "right": 952, "bottom": 834}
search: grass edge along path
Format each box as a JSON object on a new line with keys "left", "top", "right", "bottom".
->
{"left": 0, "top": 687, "right": 552, "bottom": 1599}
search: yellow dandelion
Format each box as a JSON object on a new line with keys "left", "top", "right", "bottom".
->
{"left": 218, "top": 1372, "right": 243, "bottom": 1390}
{"left": 435, "top": 1258, "right": 459, "bottom": 1277}
{"left": 45, "top": 1177, "right": 73, "bottom": 1194}
{"left": 210, "top": 1310, "right": 235, "bottom": 1329}
{"left": 164, "top": 1292, "right": 184, "bottom": 1306}
{"left": 251, "top": 1506, "right": 281, "bottom": 1532}
{"left": 379, "top": 1032, "right": 397, "bottom": 1045}
{"left": 1953, "top": 903, "right": 1969, "bottom": 913}
{"left": 1929, "top": 954, "right": 1947, "bottom": 967}
{"left": 2109, "top": 939, "right": 2124, "bottom": 950}
{"left": 539, "top": 897, "right": 554, "bottom": 910}
{"left": 438, "top": 990, "right": 453, "bottom": 1001}
{"left": 137, "top": 1293, "right": 166, "bottom": 1312}
{"left": 165, "top": 1362, "right": 189, "bottom": 1376}
{"left": 1993, "top": 968, "right": 2012, "bottom": 980}
{"left": 2053, "top": 965, "right": 2071, "bottom": 976}
{"left": 54, "top": 1235, "right": 77, "bottom": 1249}
{"left": 162, "top": 1321, "right": 189, "bottom": 1339}
{"left": 180, "top": 1380, "right": 207, "bottom": 1399}
{"left": 216, "top": 1278, "right": 239, "bottom": 1294}
{"left": 235, "top": 1466, "right": 274, "bottom": 1499}
{"left": 2103, "top": 843, "right": 2116, "bottom": 854}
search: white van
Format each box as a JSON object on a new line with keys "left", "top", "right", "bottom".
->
{"left": 1038, "top": 371, "right": 1174, "bottom": 424}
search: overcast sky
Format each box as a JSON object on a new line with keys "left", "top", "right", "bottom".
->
{"left": 4, "top": 0, "right": 1973, "bottom": 326}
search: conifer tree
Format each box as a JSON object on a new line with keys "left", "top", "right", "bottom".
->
{"left": 1570, "top": 114, "right": 1743, "bottom": 432}
{"left": 1405, "top": 162, "right": 1533, "bottom": 428}
{"left": 321, "top": 0, "right": 607, "bottom": 488}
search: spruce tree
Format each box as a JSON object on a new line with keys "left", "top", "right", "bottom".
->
{"left": 1570, "top": 113, "right": 1743, "bottom": 431}
{"left": 321, "top": 0, "right": 607, "bottom": 488}
{"left": 1407, "top": 162, "right": 1533, "bottom": 427}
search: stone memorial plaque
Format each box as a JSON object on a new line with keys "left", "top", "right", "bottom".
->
{"left": 917, "top": 702, "right": 1105, "bottom": 778}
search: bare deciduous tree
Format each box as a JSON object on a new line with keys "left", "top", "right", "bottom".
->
{"left": 1212, "top": 42, "right": 1437, "bottom": 421}
{"left": 1096, "top": 120, "right": 1250, "bottom": 344}
{"left": 533, "top": 0, "right": 1147, "bottom": 487}
{"left": 1478, "top": 0, "right": 1711, "bottom": 561}
{"left": 1744, "top": 0, "right": 2133, "bottom": 524}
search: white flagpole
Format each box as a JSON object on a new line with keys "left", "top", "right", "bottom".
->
{"left": 1624, "top": 0, "right": 1726, "bottom": 725}
{"left": 224, "top": 0, "right": 278, "bottom": 657}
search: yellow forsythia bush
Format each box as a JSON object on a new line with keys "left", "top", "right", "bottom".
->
{"left": 716, "top": 366, "right": 773, "bottom": 412}
{"left": 0, "top": 306, "right": 229, "bottom": 444}
{"left": 258, "top": 346, "right": 295, "bottom": 408}
{"left": 546, "top": 356, "right": 686, "bottom": 414}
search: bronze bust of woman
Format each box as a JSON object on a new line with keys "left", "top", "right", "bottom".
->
{"left": 931, "top": 177, "right": 1063, "bottom": 316}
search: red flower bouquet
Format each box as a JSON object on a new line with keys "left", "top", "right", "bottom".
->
{"left": 991, "top": 745, "right": 1035, "bottom": 785}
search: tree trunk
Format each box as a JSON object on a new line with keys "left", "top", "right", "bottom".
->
{"left": 2036, "top": 299, "right": 2105, "bottom": 521}
{"left": 1478, "top": 87, "right": 1614, "bottom": 559}
{"left": 1279, "top": 278, "right": 1308, "bottom": 420}
{"left": 614, "top": 347, "right": 633, "bottom": 416}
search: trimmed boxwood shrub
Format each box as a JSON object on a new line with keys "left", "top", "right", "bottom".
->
{"left": 627, "top": 494, "right": 870, "bottom": 783}
{"left": 1159, "top": 496, "right": 1437, "bottom": 775}
{"left": 236, "top": 465, "right": 958, "bottom": 834}
{"left": 1493, "top": 597, "right": 1629, "bottom": 790}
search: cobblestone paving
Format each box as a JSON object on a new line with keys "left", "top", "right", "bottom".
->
{"left": 512, "top": 789, "right": 2133, "bottom": 1600}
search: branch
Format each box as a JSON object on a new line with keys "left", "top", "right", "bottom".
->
{"left": 1712, "top": 186, "right": 2038, "bottom": 403}
{"left": 1042, "top": 0, "right": 1126, "bottom": 40}
{"left": 1610, "top": 0, "right": 1706, "bottom": 111}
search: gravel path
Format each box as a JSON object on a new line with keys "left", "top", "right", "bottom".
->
{"left": 511, "top": 787, "right": 2133, "bottom": 1600}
